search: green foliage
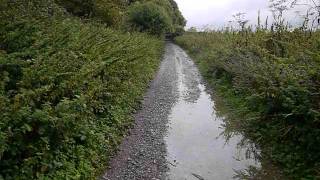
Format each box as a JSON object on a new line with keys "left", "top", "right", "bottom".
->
{"left": 0, "top": 0, "right": 65, "bottom": 21}
{"left": 125, "top": 1, "right": 173, "bottom": 36}
{"left": 0, "top": 20, "right": 38, "bottom": 53}
{"left": 148, "top": 0, "right": 186, "bottom": 33}
{"left": 0, "top": 2, "right": 163, "bottom": 179}
{"left": 55, "top": 0, "right": 94, "bottom": 17}
{"left": 93, "top": 0, "right": 127, "bottom": 27}
{"left": 55, "top": 0, "right": 127, "bottom": 27}
{"left": 125, "top": 0, "right": 185, "bottom": 35}
{"left": 54, "top": 0, "right": 186, "bottom": 32}
{"left": 176, "top": 30, "right": 320, "bottom": 178}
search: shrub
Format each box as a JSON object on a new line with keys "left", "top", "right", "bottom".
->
{"left": 176, "top": 31, "right": 320, "bottom": 178}
{"left": 55, "top": 0, "right": 94, "bottom": 17}
{"left": 53, "top": 0, "right": 185, "bottom": 32}
{"left": 93, "top": 0, "right": 124, "bottom": 27}
{"left": 125, "top": 1, "right": 173, "bottom": 36}
{"left": 55, "top": 0, "right": 127, "bottom": 27}
{"left": 0, "top": 14, "right": 163, "bottom": 180}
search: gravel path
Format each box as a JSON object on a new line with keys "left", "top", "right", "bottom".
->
{"left": 102, "top": 42, "right": 180, "bottom": 180}
{"left": 101, "top": 42, "right": 282, "bottom": 180}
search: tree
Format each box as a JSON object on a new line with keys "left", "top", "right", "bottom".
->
{"left": 125, "top": 2, "right": 173, "bottom": 36}
{"left": 187, "top": 27, "right": 197, "bottom": 32}
{"left": 125, "top": 0, "right": 186, "bottom": 35}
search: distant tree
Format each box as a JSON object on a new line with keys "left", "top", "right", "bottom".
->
{"left": 125, "top": 0, "right": 186, "bottom": 35}
{"left": 125, "top": 2, "right": 173, "bottom": 36}
{"left": 233, "top": 12, "right": 249, "bottom": 31}
{"left": 187, "top": 27, "right": 197, "bottom": 32}
{"left": 152, "top": 0, "right": 186, "bottom": 33}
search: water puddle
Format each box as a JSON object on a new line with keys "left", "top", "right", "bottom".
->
{"left": 165, "top": 45, "right": 262, "bottom": 180}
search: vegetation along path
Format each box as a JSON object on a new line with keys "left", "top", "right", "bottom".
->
{"left": 102, "top": 43, "right": 269, "bottom": 180}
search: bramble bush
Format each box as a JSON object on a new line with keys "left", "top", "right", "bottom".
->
{"left": 176, "top": 29, "right": 320, "bottom": 178}
{"left": 0, "top": 4, "right": 163, "bottom": 180}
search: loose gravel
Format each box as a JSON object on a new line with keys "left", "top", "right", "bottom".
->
{"left": 101, "top": 42, "right": 180, "bottom": 180}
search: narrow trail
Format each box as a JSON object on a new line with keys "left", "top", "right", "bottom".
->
{"left": 102, "top": 43, "right": 180, "bottom": 180}
{"left": 102, "top": 43, "right": 260, "bottom": 180}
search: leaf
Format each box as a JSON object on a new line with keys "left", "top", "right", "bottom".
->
{"left": 24, "top": 124, "right": 32, "bottom": 132}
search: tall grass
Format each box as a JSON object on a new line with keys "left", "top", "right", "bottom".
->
{"left": 176, "top": 28, "right": 320, "bottom": 178}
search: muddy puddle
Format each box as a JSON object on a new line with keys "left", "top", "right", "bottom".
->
{"left": 165, "top": 44, "right": 263, "bottom": 180}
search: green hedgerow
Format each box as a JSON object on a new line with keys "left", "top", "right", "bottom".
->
{"left": 0, "top": 17, "right": 163, "bottom": 180}
{"left": 176, "top": 30, "right": 320, "bottom": 178}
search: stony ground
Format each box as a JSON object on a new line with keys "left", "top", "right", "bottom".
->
{"left": 102, "top": 43, "right": 180, "bottom": 180}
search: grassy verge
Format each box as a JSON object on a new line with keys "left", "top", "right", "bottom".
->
{"left": 0, "top": 10, "right": 163, "bottom": 180}
{"left": 176, "top": 31, "right": 320, "bottom": 179}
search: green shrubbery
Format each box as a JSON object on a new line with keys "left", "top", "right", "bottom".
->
{"left": 55, "top": 0, "right": 95, "bottom": 17}
{"left": 54, "top": 0, "right": 186, "bottom": 35}
{"left": 0, "top": 1, "right": 164, "bottom": 179}
{"left": 124, "top": 0, "right": 186, "bottom": 36}
{"left": 176, "top": 30, "right": 320, "bottom": 178}
{"left": 125, "top": 2, "right": 173, "bottom": 36}
{"left": 0, "top": 0, "right": 186, "bottom": 178}
{"left": 55, "top": 0, "right": 127, "bottom": 27}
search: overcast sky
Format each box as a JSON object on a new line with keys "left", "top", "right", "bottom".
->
{"left": 174, "top": 0, "right": 309, "bottom": 29}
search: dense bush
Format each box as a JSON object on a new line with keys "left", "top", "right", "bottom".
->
{"left": 0, "top": 1, "right": 163, "bottom": 179}
{"left": 0, "top": 0, "right": 187, "bottom": 178}
{"left": 55, "top": 0, "right": 127, "bottom": 27}
{"left": 125, "top": 1, "right": 173, "bottom": 36}
{"left": 93, "top": 0, "right": 127, "bottom": 27}
{"left": 149, "top": 0, "right": 186, "bottom": 34}
{"left": 55, "top": 0, "right": 95, "bottom": 17}
{"left": 128, "top": 0, "right": 186, "bottom": 28}
{"left": 176, "top": 30, "right": 320, "bottom": 178}
{"left": 54, "top": 0, "right": 186, "bottom": 33}
{"left": 0, "top": 0, "right": 65, "bottom": 21}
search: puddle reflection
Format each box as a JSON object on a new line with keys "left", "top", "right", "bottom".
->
{"left": 165, "top": 44, "right": 282, "bottom": 180}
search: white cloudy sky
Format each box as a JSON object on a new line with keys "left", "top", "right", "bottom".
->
{"left": 174, "top": 0, "right": 310, "bottom": 29}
